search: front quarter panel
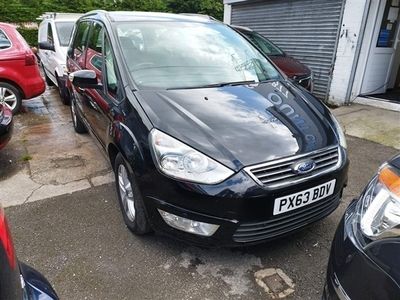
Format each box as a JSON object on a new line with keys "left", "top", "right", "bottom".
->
{"left": 108, "top": 89, "right": 153, "bottom": 175}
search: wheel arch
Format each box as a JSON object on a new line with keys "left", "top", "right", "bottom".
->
{"left": 108, "top": 122, "right": 146, "bottom": 176}
{"left": 0, "top": 78, "right": 25, "bottom": 98}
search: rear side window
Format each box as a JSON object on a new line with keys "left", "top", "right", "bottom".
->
{"left": 72, "top": 21, "right": 91, "bottom": 64}
{"left": 0, "top": 29, "right": 11, "bottom": 50}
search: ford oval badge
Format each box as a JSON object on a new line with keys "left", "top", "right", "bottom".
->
{"left": 291, "top": 159, "right": 316, "bottom": 175}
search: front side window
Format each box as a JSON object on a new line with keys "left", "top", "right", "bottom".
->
{"left": 104, "top": 34, "right": 119, "bottom": 98}
{"left": 86, "top": 22, "right": 104, "bottom": 72}
{"left": 0, "top": 30, "right": 11, "bottom": 50}
{"left": 72, "top": 21, "right": 90, "bottom": 62}
{"left": 245, "top": 32, "right": 284, "bottom": 56}
{"left": 115, "top": 21, "right": 281, "bottom": 90}
{"left": 47, "top": 23, "right": 54, "bottom": 44}
{"left": 55, "top": 22, "right": 75, "bottom": 47}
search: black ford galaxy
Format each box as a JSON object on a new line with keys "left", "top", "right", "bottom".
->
{"left": 66, "top": 11, "right": 349, "bottom": 246}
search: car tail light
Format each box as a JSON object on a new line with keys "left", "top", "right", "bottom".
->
{"left": 24, "top": 51, "right": 37, "bottom": 66}
{"left": 0, "top": 206, "right": 16, "bottom": 270}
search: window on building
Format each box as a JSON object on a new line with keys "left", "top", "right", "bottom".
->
{"left": 377, "top": 0, "right": 400, "bottom": 47}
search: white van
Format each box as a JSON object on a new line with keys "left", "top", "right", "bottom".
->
{"left": 38, "top": 13, "right": 82, "bottom": 104}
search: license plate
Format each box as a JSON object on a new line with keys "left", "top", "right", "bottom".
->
{"left": 273, "top": 179, "right": 336, "bottom": 215}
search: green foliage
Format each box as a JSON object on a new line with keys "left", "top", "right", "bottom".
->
{"left": 18, "top": 28, "right": 39, "bottom": 46}
{"left": 167, "top": 0, "right": 223, "bottom": 20}
{"left": 0, "top": 0, "right": 223, "bottom": 22}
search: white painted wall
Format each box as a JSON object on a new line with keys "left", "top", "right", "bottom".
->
{"left": 351, "top": 0, "right": 381, "bottom": 99}
{"left": 224, "top": 4, "right": 232, "bottom": 24}
{"left": 328, "top": 0, "right": 369, "bottom": 105}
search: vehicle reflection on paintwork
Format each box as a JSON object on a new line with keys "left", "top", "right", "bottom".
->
{"left": 136, "top": 80, "right": 335, "bottom": 171}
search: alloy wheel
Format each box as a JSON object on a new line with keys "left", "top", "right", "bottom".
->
{"left": 0, "top": 87, "right": 17, "bottom": 111}
{"left": 118, "top": 164, "right": 136, "bottom": 222}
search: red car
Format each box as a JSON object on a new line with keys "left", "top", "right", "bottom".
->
{"left": 232, "top": 25, "right": 313, "bottom": 91}
{"left": 0, "top": 23, "right": 45, "bottom": 113}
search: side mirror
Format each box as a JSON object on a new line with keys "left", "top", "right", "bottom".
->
{"left": 67, "top": 47, "right": 73, "bottom": 58}
{"left": 38, "top": 41, "right": 55, "bottom": 52}
{"left": 69, "top": 70, "right": 102, "bottom": 90}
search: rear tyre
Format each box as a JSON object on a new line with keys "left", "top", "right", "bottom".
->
{"left": 114, "top": 153, "right": 152, "bottom": 235}
{"left": 70, "top": 98, "right": 87, "bottom": 134}
{"left": 0, "top": 82, "right": 22, "bottom": 114}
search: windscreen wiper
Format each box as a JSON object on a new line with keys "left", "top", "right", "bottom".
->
{"left": 202, "top": 80, "right": 257, "bottom": 87}
{"left": 167, "top": 80, "right": 257, "bottom": 90}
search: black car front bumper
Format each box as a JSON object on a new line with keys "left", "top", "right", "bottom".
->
{"left": 137, "top": 152, "right": 349, "bottom": 247}
{"left": 324, "top": 200, "right": 400, "bottom": 300}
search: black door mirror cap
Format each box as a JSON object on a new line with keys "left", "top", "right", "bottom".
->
{"left": 69, "top": 70, "right": 103, "bottom": 90}
{"left": 38, "top": 41, "right": 55, "bottom": 52}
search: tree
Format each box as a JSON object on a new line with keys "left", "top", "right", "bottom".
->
{"left": 166, "top": 0, "right": 224, "bottom": 20}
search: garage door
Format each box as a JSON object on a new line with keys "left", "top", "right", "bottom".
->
{"left": 231, "top": 0, "right": 344, "bottom": 100}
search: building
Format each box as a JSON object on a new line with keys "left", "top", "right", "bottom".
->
{"left": 224, "top": 0, "right": 400, "bottom": 109}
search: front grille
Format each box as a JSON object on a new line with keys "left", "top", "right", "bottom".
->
{"left": 233, "top": 194, "right": 340, "bottom": 243}
{"left": 245, "top": 146, "right": 340, "bottom": 188}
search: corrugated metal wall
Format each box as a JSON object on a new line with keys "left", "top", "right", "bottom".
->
{"left": 231, "top": 0, "right": 344, "bottom": 99}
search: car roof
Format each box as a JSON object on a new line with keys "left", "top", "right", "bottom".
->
{"left": 0, "top": 23, "right": 16, "bottom": 31}
{"left": 82, "top": 10, "right": 218, "bottom": 24}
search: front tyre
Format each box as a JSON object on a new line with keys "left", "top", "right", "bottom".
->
{"left": 56, "top": 76, "right": 69, "bottom": 105}
{"left": 70, "top": 98, "right": 87, "bottom": 134}
{"left": 114, "top": 153, "right": 152, "bottom": 235}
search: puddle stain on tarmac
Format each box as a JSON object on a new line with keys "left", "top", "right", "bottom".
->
{"left": 172, "top": 248, "right": 263, "bottom": 296}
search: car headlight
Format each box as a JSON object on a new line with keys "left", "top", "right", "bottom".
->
{"left": 149, "top": 129, "right": 234, "bottom": 184}
{"left": 357, "top": 164, "right": 400, "bottom": 240}
{"left": 331, "top": 115, "right": 347, "bottom": 149}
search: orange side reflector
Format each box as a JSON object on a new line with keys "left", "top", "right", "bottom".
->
{"left": 379, "top": 166, "right": 400, "bottom": 198}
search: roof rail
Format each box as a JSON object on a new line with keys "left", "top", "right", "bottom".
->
{"left": 179, "top": 13, "right": 218, "bottom": 21}
{"left": 230, "top": 24, "right": 252, "bottom": 32}
{"left": 37, "top": 12, "right": 83, "bottom": 21}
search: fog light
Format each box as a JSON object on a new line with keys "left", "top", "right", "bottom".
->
{"left": 158, "top": 209, "right": 219, "bottom": 236}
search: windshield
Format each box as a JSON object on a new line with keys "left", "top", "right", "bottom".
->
{"left": 115, "top": 21, "right": 281, "bottom": 90}
{"left": 55, "top": 22, "right": 75, "bottom": 47}
{"left": 244, "top": 32, "right": 284, "bottom": 56}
